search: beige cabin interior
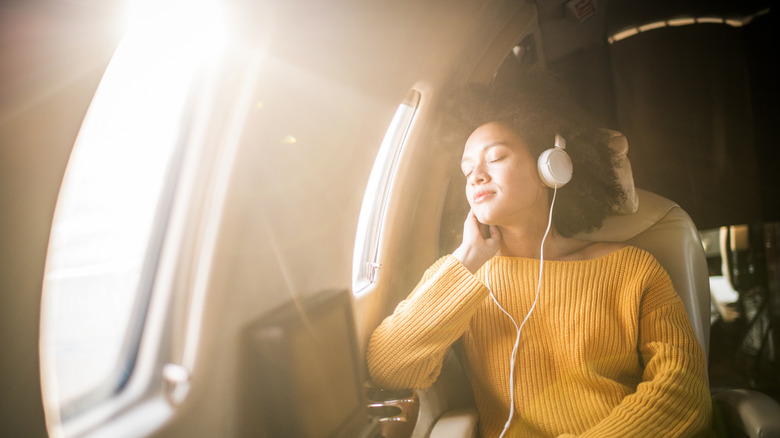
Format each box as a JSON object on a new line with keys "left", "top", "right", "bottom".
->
{"left": 0, "top": 0, "right": 777, "bottom": 437}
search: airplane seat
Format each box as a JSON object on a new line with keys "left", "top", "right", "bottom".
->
{"left": 575, "top": 188, "right": 780, "bottom": 438}
{"left": 418, "top": 133, "right": 780, "bottom": 438}
{"left": 577, "top": 188, "right": 711, "bottom": 354}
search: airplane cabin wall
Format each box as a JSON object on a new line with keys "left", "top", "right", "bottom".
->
{"left": 0, "top": 3, "right": 120, "bottom": 437}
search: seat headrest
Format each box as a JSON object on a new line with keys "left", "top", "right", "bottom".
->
{"left": 604, "top": 129, "right": 639, "bottom": 215}
{"left": 575, "top": 188, "right": 677, "bottom": 242}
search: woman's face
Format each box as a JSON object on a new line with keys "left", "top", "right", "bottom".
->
{"left": 460, "top": 122, "right": 548, "bottom": 227}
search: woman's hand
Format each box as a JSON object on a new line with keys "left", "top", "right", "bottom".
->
{"left": 452, "top": 210, "right": 501, "bottom": 273}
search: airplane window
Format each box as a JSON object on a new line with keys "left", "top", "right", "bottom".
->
{"left": 39, "top": 0, "right": 226, "bottom": 425}
{"left": 352, "top": 90, "right": 421, "bottom": 294}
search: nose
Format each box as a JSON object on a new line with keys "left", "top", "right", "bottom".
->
{"left": 468, "top": 162, "right": 489, "bottom": 185}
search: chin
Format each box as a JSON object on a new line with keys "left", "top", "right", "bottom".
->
{"left": 473, "top": 211, "right": 495, "bottom": 225}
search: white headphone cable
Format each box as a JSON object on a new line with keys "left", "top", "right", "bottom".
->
{"left": 485, "top": 186, "right": 558, "bottom": 438}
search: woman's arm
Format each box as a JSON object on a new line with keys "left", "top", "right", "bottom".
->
{"left": 368, "top": 210, "right": 500, "bottom": 389}
{"left": 367, "top": 256, "right": 488, "bottom": 389}
{"left": 564, "top": 264, "right": 712, "bottom": 437}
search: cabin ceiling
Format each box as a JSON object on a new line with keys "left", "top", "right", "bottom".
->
{"left": 535, "top": 0, "right": 772, "bottom": 64}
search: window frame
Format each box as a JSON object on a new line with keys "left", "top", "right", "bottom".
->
{"left": 352, "top": 89, "right": 421, "bottom": 294}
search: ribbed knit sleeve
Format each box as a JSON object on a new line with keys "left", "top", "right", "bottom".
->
{"left": 565, "top": 252, "right": 712, "bottom": 437}
{"left": 367, "top": 255, "right": 488, "bottom": 389}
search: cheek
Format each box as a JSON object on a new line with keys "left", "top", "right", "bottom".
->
{"left": 514, "top": 167, "right": 542, "bottom": 189}
{"left": 464, "top": 185, "right": 474, "bottom": 206}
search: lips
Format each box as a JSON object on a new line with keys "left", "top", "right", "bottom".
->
{"left": 473, "top": 190, "right": 495, "bottom": 203}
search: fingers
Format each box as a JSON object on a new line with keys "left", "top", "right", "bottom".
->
{"left": 488, "top": 225, "right": 501, "bottom": 241}
{"left": 463, "top": 210, "right": 480, "bottom": 236}
{"left": 466, "top": 209, "right": 479, "bottom": 225}
{"left": 463, "top": 211, "right": 501, "bottom": 249}
{"left": 455, "top": 217, "right": 500, "bottom": 273}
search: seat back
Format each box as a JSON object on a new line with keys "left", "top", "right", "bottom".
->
{"left": 576, "top": 188, "right": 711, "bottom": 358}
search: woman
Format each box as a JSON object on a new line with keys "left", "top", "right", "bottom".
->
{"left": 367, "top": 77, "right": 712, "bottom": 437}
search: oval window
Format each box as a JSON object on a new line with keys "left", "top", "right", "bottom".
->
{"left": 352, "top": 89, "right": 421, "bottom": 294}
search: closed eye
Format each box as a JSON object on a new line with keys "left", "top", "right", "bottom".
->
{"left": 486, "top": 146, "right": 509, "bottom": 163}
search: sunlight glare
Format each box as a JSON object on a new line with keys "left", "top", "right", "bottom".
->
{"left": 123, "top": 0, "right": 227, "bottom": 60}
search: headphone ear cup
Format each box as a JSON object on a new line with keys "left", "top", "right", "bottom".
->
{"left": 537, "top": 148, "right": 573, "bottom": 188}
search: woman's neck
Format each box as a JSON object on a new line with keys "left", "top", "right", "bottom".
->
{"left": 497, "top": 225, "right": 624, "bottom": 261}
{"left": 497, "top": 223, "right": 596, "bottom": 260}
{"left": 497, "top": 223, "right": 559, "bottom": 259}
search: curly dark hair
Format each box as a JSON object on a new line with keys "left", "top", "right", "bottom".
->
{"left": 442, "top": 71, "right": 626, "bottom": 237}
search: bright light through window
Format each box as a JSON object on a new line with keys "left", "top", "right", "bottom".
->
{"left": 352, "top": 90, "right": 420, "bottom": 294}
{"left": 39, "top": 0, "right": 226, "bottom": 426}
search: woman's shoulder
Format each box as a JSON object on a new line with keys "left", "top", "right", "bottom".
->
{"left": 566, "top": 244, "right": 673, "bottom": 294}
{"left": 577, "top": 241, "right": 628, "bottom": 260}
{"left": 558, "top": 239, "right": 628, "bottom": 261}
{"left": 582, "top": 242, "right": 662, "bottom": 263}
{"left": 565, "top": 241, "right": 663, "bottom": 270}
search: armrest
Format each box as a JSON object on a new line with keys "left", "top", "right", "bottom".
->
{"left": 411, "top": 348, "right": 476, "bottom": 438}
{"left": 429, "top": 408, "right": 478, "bottom": 438}
{"left": 712, "top": 389, "right": 780, "bottom": 438}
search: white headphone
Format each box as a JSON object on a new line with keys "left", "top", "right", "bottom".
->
{"left": 537, "top": 134, "right": 573, "bottom": 188}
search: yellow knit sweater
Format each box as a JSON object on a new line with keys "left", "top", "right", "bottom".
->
{"left": 367, "top": 246, "right": 711, "bottom": 437}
